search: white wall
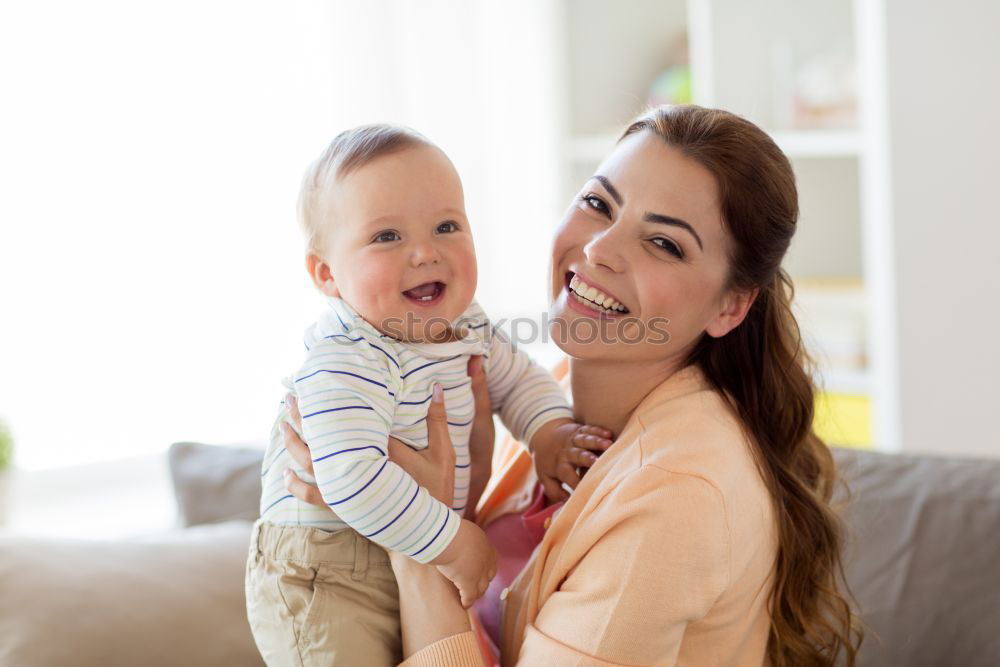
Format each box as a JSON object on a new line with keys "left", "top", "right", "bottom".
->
{"left": 0, "top": 1, "right": 565, "bottom": 470}
{"left": 883, "top": 0, "right": 1000, "bottom": 457}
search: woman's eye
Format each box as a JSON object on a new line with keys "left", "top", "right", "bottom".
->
{"left": 580, "top": 194, "right": 610, "bottom": 216}
{"left": 436, "top": 221, "right": 458, "bottom": 234}
{"left": 651, "top": 237, "right": 684, "bottom": 259}
{"left": 373, "top": 230, "right": 400, "bottom": 243}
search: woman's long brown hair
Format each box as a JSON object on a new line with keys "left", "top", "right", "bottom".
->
{"left": 621, "top": 105, "right": 862, "bottom": 665}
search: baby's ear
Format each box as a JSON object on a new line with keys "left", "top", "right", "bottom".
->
{"left": 305, "top": 253, "right": 339, "bottom": 297}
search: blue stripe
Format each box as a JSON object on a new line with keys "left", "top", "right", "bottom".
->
{"left": 324, "top": 333, "right": 363, "bottom": 343}
{"left": 412, "top": 510, "right": 452, "bottom": 557}
{"left": 366, "top": 342, "right": 400, "bottom": 369}
{"left": 392, "top": 503, "right": 435, "bottom": 553}
{"left": 262, "top": 494, "right": 293, "bottom": 515}
{"left": 334, "top": 310, "right": 349, "bottom": 330}
{"left": 295, "top": 369, "right": 392, "bottom": 394}
{"left": 317, "top": 457, "right": 368, "bottom": 485}
{"left": 397, "top": 380, "right": 470, "bottom": 406}
{"left": 400, "top": 355, "right": 461, "bottom": 379}
{"left": 329, "top": 459, "right": 388, "bottom": 505}
{"left": 351, "top": 475, "right": 406, "bottom": 523}
{"left": 403, "top": 415, "right": 474, "bottom": 428}
{"left": 303, "top": 405, "right": 375, "bottom": 418}
{"left": 455, "top": 462, "right": 470, "bottom": 468}
{"left": 313, "top": 444, "right": 386, "bottom": 463}
{"left": 261, "top": 447, "right": 287, "bottom": 477}
{"left": 365, "top": 486, "right": 420, "bottom": 538}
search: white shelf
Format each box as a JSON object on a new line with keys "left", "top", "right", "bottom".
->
{"left": 769, "top": 129, "right": 862, "bottom": 158}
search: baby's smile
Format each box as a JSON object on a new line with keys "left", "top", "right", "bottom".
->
{"left": 402, "top": 280, "right": 447, "bottom": 307}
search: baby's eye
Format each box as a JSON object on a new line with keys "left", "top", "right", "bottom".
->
{"left": 373, "top": 230, "right": 401, "bottom": 243}
{"left": 436, "top": 221, "right": 459, "bottom": 234}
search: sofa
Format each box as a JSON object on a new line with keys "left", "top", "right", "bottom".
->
{"left": 1, "top": 442, "right": 998, "bottom": 666}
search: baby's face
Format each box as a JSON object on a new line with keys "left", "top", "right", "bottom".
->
{"left": 317, "top": 144, "right": 477, "bottom": 342}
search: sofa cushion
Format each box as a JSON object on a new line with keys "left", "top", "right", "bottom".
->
{"left": 0, "top": 520, "right": 263, "bottom": 667}
{"left": 160, "top": 443, "right": 1000, "bottom": 664}
{"left": 833, "top": 447, "right": 1000, "bottom": 666}
{"left": 168, "top": 441, "right": 264, "bottom": 527}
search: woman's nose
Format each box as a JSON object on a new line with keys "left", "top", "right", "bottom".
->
{"left": 583, "top": 229, "right": 625, "bottom": 274}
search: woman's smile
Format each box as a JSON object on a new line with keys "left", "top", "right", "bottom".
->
{"left": 563, "top": 271, "right": 631, "bottom": 318}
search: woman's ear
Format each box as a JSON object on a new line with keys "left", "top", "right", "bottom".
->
{"left": 705, "top": 286, "right": 759, "bottom": 338}
{"left": 306, "top": 253, "right": 340, "bottom": 298}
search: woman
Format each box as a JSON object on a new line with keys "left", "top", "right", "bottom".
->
{"left": 282, "top": 105, "right": 861, "bottom": 665}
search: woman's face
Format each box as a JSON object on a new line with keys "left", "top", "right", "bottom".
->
{"left": 549, "top": 130, "right": 752, "bottom": 364}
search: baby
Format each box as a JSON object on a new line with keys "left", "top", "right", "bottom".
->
{"left": 245, "top": 125, "right": 601, "bottom": 666}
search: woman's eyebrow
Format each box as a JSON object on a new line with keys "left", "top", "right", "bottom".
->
{"left": 594, "top": 174, "right": 704, "bottom": 250}
{"left": 644, "top": 213, "right": 704, "bottom": 251}
{"left": 593, "top": 175, "right": 623, "bottom": 206}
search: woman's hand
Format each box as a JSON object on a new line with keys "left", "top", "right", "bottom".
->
{"left": 280, "top": 386, "right": 455, "bottom": 508}
{"left": 282, "top": 356, "right": 496, "bottom": 516}
{"left": 465, "top": 355, "right": 494, "bottom": 521}
{"left": 278, "top": 394, "right": 328, "bottom": 510}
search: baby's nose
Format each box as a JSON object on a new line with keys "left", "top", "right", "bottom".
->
{"left": 410, "top": 242, "right": 442, "bottom": 266}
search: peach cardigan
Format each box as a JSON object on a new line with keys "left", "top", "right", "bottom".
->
{"left": 401, "top": 361, "right": 778, "bottom": 666}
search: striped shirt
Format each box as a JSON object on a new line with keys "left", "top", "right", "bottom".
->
{"left": 259, "top": 297, "right": 574, "bottom": 564}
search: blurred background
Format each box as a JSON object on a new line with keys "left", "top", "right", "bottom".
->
{"left": 1, "top": 0, "right": 997, "bottom": 538}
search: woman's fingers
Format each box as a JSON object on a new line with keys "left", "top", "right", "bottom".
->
{"left": 284, "top": 468, "right": 328, "bottom": 509}
{"left": 466, "top": 355, "right": 495, "bottom": 469}
{"left": 387, "top": 436, "right": 419, "bottom": 467}
{"left": 467, "top": 355, "right": 492, "bottom": 418}
{"left": 285, "top": 393, "right": 303, "bottom": 429}
{"left": 281, "top": 421, "right": 315, "bottom": 476}
{"left": 425, "top": 384, "right": 454, "bottom": 461}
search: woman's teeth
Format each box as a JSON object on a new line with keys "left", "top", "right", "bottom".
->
{"left": 568, "top": 275, "right": 628, "bottom": 313}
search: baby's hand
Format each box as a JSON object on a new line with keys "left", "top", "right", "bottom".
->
{"left": 431, "top": 519, "right": 497, "bottom": 608}
{"left": 530, "top": 418, "right": 614, "bottom": 503}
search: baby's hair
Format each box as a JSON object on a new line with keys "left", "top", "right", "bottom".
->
{"left": 297, "top": 124, "right": 433, "bottom": 253}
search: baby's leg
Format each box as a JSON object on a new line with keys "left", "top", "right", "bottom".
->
{"left": 245, "top": 519, "right": 401, "bottom": 666}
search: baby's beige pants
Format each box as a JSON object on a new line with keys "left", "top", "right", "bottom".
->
{"left": 245, "top": 518, "right": 402, "bottom": 666}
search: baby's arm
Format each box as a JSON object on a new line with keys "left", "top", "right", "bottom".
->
{"left": 479, "top": 323, "right": 575, "bottom": 448}
{"left": 480, "top": 322, "right": 612, "bottom": 500}
{"left": 292, "top": 340, "right": 460, "bottom": 565}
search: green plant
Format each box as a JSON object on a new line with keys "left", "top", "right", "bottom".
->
{"left": 0, "top": 419, "right": 13, "bottom": 470}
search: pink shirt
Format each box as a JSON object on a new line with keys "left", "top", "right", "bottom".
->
{"left": 474, "top": 484, "right": 562, "bottom": 657}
